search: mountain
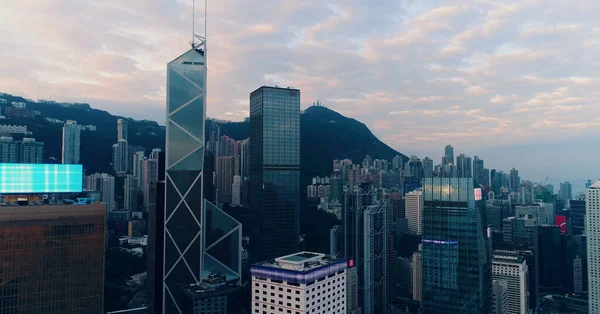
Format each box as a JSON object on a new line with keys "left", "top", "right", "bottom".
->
{"left": 0, "top": 93, "right": 407, "bottom": 182}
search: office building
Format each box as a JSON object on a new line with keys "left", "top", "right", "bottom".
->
{"left": 330, "top": 225, "right": 342, "bottom": 257}
{"left": 62, "top": 120, "right": 80, "bottom": 164}
{"left": 249, "top": 86, "right": 300, "bottom": 261}
{"left": 492, "top": 251, "right": 529, "bottom": 314}
{"left": 346, "top": 266, "right": 361, "bottom": 314}
{"left": 560, "top": 181, "right": 573, "bottom": 200}
{"left": 85, "top": 173, "right": 115, "bottom": 211}
{"left": 181, "top": 273, "right": 243, "bottom": 314}
{"left": 492, "top": 280, "right": 508, "bottom": 314}
{"left": 473, "top": 156, "right": 485, "bottom": 186}
{"left": 163, "top": 41, "right": 206, "bottom": 313}
{"left": 422, "top": 157, "right": 433, "bottom": 178}
{"left": 250, "top": 252, "right": 347, "bottom": 314}
{"left": 516, "top": 204, "right": 549, "bottom": 225}
{"left": 342, "top": 184, "right": 387, "bottom": 313}
{"left": 442, "top": 144, "right": 454, "bottom": 166}
{"left": 19, "top": 137, "right": 44, "bottom": 163}
{"left": 405, "top": 190, "right": 423, "bottom": 235}
{"left": 0, "top": 203, "right": 105, "bottom": 313}
{"left": 570, "top": 200, "right": 586, "bottom": 235}
{"left": 147, "top": 181, "right": 165, "bottom": 314}
{"left": 412, "top": 246, "right": 422, "bottom": 302}
{"left": 143, "top": 158, "right": 158, "bottom": 207}
{"left": 117, "top": 118, "right": 128, "bottom": 141}
{"left": 456, "top": 154, "right": 472, "bottom": 178}
{"left": 509, "top": 168, "right": 520, "bottom": 193}
{"left": 486, "top": 199, "right": 511, "bottom": 232}
{"left": 113, "top": 139, "right": 130, "bottom": 173}
{"left": 538, "top": 225, "right": 562, "bottom": 292}
{"left": 421, "top": 178, "right": 492, "bottom": 313}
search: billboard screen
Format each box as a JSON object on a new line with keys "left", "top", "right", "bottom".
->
{"left": 0, "top": 164, "right": 82, "bottom": 193}
{"left": 555, "top": 215, "right": 567, "bottom": 234}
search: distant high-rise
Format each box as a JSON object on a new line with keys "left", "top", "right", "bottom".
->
{"left": 422, "top": 157, "right": 433, "bottom": 178}
{"left": 538, "top": 225, "right": 562, "bottom": 292}
{"left": 62, "top": 120, "right": 80, "bottom": 164}
{"left": 163, "top": 40, "right": 206, "bottom": 313}
{"left": 124, "top": 174, "right": 138, "bottom": 210}
{"left": 0, "top": 136, "right": 18, "bottom": 162}
{"left": 456, "top": 154, "right": 472, "bottom": 178}
{"left": 405, "top": 190, "right": 423, "bottom": 235}
{"left": 421, "top": 177, "right": 492, "bottom": 313}
{"left": 216, "top": 155, "right": 237, "bottom": 203}
{"left": 240, "top": 138, "right": 249, "bottom": 179}
{"left": 19, "top": 137, "right": 44, "bottom": 163}
{"left": 0, "top": 203, "right": 105, "bottom": 313}
{"left": 473, "top": 156, "right": 484, "bottom": 186}
{"left": 408, "top": 156, "right": 423, "bottom": 183}
{"left": 492, "top": 250, "right": 529, "bottom": 314}
{"left": 249, "top": 86, "right": 300, "bottom": 261}
{"left": 570, "top": 200, "right": 586, "bottom": 235}
{"left": 207, "top": 121, "right": 220, "bottom": 154}
{"left": 133, "top": 150, "right": 145, "bottom": 187}
{"left": 117, "top": 118, "right": 128, "bottom": 141}
{"left": 560, "top": 181, "right": 573, "bottom": 200}
{"left": 112, "top": 139, "right": 130, "bottom": 173}
{"left": 412, "top": 246, "right": 423, "bottom": 302}
{"left": 143, "top": 158, "right": 158, "bottom": 208}
{"left": 85, "top": 173, "right": 115, "bottom": 211}
{"left": 330, "top": 225, "right": 342, "bottom": 257}
{"left": 588, "top": 181, "right": 600, "bottom": 313}
{"left": 509, "top": 168, "right": 520, "bottom": 193}
{"left": 231, "top": 175, "right": 241, "bottom": 206}
{"left": 442, "top": 144, "right": 454, "bottom": 165}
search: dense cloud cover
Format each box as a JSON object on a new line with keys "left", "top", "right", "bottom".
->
{"left": 1, "top": 0, "right": 599, "bottom": 190}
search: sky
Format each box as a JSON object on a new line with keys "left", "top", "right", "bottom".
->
{"left": 1, "top": 0, "right": 599, "bottom": 193}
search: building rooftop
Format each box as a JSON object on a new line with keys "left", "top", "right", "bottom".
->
{"left": 254, "top": 251, "right": 344, "bottom": 273}
{"left": 589, "top": 181, "right": 600, "bottom": 189}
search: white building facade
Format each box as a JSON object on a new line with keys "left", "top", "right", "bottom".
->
{"left": 587, "top": 181, "right": 600, "bottom": 313}
{"left": 492, "top": 251, "right": 529, "bottom": 314}
{"left": 251, "top": 252, "right": 347, "bottom": 314}
{"left": 405, "top": 190, "right": 423, "bottom": 235}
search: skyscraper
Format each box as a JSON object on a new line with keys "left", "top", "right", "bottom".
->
{"left": 456, "top": 154, "right": 472, "bottom": 178}
{"left": 412, "top": 246, "right": 423, "bottom": 302}
{"left": 442, "top": 144, "right": 454, "bottom": 166}
{"left": 62, "top": 120, "right": 80, "bottom": 164}
{"left": 143, "top": 157, "right": 159, "bottom": 208}
{"left": 492, "top": 250, "right": 529, "bottom": 314}
{"left": 342, "top": 184, "right": 387, "bottom": 313}
{"left": 117, "top": 118, "right": 128, "bottom": 141}
{"left": 492, "top": 280, "right": 509, "bottom": 314}
{"left": 473, "top": 156, "right": 484, "bottom": 186}
{"left": 570, "top": 200, "right": 586, "bottom": 235}
{"left": 163, "top": 39, "right": 207, "bottom": 313}
{"left": 405, "top": 190, "right": 423, "bottom": 235}
{"left": 133, "top": 150, "right": 145, "bottom": 188}
{"left": 124, "top": 174, "right": 138, "bottom": 211}
{"left": 0, "top": 203, "right": 106, "bottom": 313}
{"left": 560, "top": 181, "right": 573, "bottom": 200}
{"left": 588, "top": 181, "right": 600, "bottom": 312}
{"left": 422, "top": 157, "right": 433, "bottom": 178}
{"left": 249, "top": 86, "right": 300, "bottom": 261}
{"left": 231, "top": 175, "right": 241, "bottom": 206}
{"left": 421, "top": 177, "right": 492, "bottom": 313}
{"left": 509, "top": 168, "right": 520, "bottom": 193}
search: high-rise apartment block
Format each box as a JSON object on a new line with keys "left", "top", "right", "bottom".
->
{"left": 62, "top": 120, "right": 80, "bottom": 164}
{"left": 251, "top": 252, "right": 347, "bottom": 314}
{"left": 421, "top": 178, "right": 492, "bottom": 313}
{"left": 422, "top": 157, "right": 433, "bottom": 178}
{"left": 492, "top": 280, "right": 508, "bottom": 314}
{"left": 456, "top": 154, "right": 472, "bottom": 178}
{"left": 586, "top": 181, "right": 600, "bottom": 312}
{"left": 249, "top": 86, "right": 300, "bottom": 261}
{"left": 412, "top": 246, "right": 422, "bottom": 302}
{"left": 405, "top": 190, "right": 423, "bottom": 235}
{"left": 442, "top": 144, "right": 454, "bottom": 166}
{"left": 117, "top": 118, "right": 128, "bottom": 141}
{"left": 112, "top": 139, "right": 130, "bottom": 173}
{"left": 85, "top": 173, "right": 116, "bottom": 211}
{"left": 509, "top": 168, "right": 520, "bottom": 193}
{"left": 492, "top": 251, "right": 529, "bottom": 314}
{"left": 0, "top": 203, "right": 106, "bottom": 313}
{"left": 231, "top": 175, "right": 241, "bottom": 206}
{"left": 0, "top": 136, "right": 44, "bottom": 163}
{"left": 124, "top": 174, "right": 138, "bottom": 211}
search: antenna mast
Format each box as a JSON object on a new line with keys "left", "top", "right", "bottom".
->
{"left": 191, "top": 0, "right": 196, "bottom": 47}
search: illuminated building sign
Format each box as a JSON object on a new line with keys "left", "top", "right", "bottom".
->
{"left": 0, "top": 164, "right": 82, "bottom": 193}
{"left": 423, "top": 239, "right": 458, "bottom": 245}
{"left": 474, "top": 188, "right": 482, "bottom": 201}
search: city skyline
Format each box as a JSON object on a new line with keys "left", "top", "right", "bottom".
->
{"left": 1, "top": 0, "right": 598, "bottom": 189}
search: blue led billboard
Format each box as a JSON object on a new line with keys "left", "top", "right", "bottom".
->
{"left": 0, "top": 164, "right": 83, "bottom": 193}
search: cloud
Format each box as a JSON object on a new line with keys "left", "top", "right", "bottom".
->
{"left": 1, "top": 0, "right": 600, "bottom": 183}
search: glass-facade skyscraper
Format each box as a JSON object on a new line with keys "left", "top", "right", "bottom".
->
{"left": 421, "top": 178, "right": 492, "bottom": 314}
{"left": 249, "top": 86, "right": 300, "bottom": 261}
{"left": 163, "top": 44, "right": 206, "bottom": 313}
